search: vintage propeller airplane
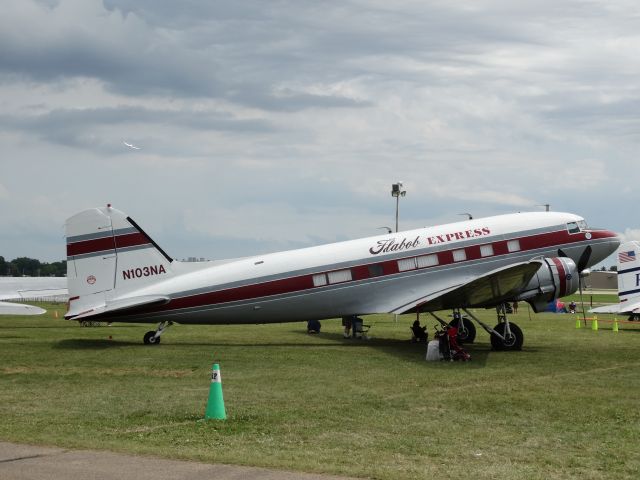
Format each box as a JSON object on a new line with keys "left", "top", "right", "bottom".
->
{"left": 64, "top": 205, "right": 619, "bottom": 348}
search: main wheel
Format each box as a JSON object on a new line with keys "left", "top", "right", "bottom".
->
{"left": 143, "top": 331, "right": 160, "bottom": 345}
{"left": 449, "top": 317, "right": 476, "bottom": 344}
{"left": 490, "top": 322, "right": 523, "bottom": 351}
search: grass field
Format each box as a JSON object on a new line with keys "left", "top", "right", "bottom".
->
{"left": 1, "top": 301, "right": 639, "bottom": 479}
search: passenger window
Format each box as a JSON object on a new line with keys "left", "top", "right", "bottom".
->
{"left": 312, "top": 273, "right": 327, "bottom": 287}
{"left": 328, "top": 269, "right": 352, "bottom": 284}
{"left": 452, "top": 249, "right": 466, "bottom": 262}
{"left": 507, "top": 240, "right": 520, "bottom": 252}
{"left": 397, "top": 258, "right": 417, "bottom": 272}
{"left": 416, "top": 254, "right": 438, "bottom": 268}
{"left": 480, "top": 244, "right": 494, "bottom": 257}
{"left": 368, "top": 264, "right": 384, "bottom": 277}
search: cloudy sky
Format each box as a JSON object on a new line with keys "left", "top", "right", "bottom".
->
{"left": 1, "top": 0, "right": 639, "bottom": 265}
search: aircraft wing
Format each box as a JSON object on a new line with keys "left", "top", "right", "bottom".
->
{"left": 391, "top": 260, "right": 543, "bottom": 314}
{"left": 0, "top": 301, "right": 46, "bottom": 316}
{"left": 590, "top": 301, "right": 640, "bottom": 315}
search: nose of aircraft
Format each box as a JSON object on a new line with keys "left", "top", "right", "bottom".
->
{"left": 588, "top": 229, "right": 621, "bottom": 266}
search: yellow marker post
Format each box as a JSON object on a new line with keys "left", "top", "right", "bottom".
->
{"left": 575, "top": 316, "right": 581, "bottom": 329}
{"left": 613, "top": 317, "right": 619, "bottom": 332}
{"left": 591, "top": 316, "right": 598, "bottom": 331}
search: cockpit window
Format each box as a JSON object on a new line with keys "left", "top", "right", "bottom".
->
{"left": 566, "top": 222, "right": 581, "bottom": 234}
{"left": 577, "top": 220, "right": 588, "bottom": 230}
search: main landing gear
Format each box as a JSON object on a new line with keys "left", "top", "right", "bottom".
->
{"left": 462, "top": 304, "right": 523, "bottom": 351}
{"left": 422, "top": 304, "right": 524, "bottom": 351}
{"left": 448, "top": 308, "right": 476, "bottom": 344}
{"left": 143, "top": 321, "right": 173, "bottom": 345}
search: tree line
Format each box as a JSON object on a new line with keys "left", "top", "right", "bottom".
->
{"left": 0, "top": 256, "right": 66, "bottom": 277}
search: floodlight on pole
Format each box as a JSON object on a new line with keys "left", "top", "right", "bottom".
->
{"left": 391, "top": 181, "right": 406, "bottom": 232}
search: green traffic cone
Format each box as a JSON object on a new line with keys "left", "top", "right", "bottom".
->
{"left": 591, "top": 316, "right": 598, "bottom": 331}
{"left": 613, "top": 317, "right": 619, "bottom": 332}
{"left": 205, "top": 363, "right": 227, "bottom": 420}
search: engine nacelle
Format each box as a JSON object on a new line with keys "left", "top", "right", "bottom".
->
{"left": 516, "top": 257, "right": 579, "bottom": 313}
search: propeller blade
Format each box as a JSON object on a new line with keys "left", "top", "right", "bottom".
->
{"left": 577, "top": 245, "right": 592, "bottom": 272}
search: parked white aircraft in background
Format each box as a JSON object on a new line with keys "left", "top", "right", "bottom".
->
{"left": 64, "top": 205, "right": 619, "bottom": 347}
{"left": 0, "top": 277, "right": 68, "bottom": 315}
{"left": 590, "top": 241, "right": 640, "bottom": 320}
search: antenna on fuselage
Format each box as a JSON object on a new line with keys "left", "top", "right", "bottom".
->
{"left": 458, "top": 213, "right": 473, "bottom": 220}
{"left": 537, "top": 204, "right": 550, "bottom": 212}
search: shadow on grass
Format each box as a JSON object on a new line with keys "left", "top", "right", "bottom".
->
{"left": 54, "top": 338, "right": 141, "bottom": 349}
{"left": 51, "top": 330, "right": 504, "bottom": 368}
{"left": 297, "top": 330, "right": 492, "bottom": 367}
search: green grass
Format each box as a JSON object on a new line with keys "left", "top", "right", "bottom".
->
{"left": 1, "top": 303, "right": 639, "bottom": 479}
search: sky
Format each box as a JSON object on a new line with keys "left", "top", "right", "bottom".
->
{"left": 1, "top": 0, "right": 639, "bottom": 266}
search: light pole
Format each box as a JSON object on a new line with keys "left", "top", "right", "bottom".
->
{"left": 391, "top": 181, "right": 406, "bottom": 232}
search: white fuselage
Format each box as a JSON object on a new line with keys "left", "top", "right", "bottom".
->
{"left": 100, "top": 212, "right": 618, "bottom": 324}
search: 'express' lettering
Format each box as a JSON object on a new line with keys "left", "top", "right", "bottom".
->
{"left": 427, "top": 227, "right": 491, "bottom": 245}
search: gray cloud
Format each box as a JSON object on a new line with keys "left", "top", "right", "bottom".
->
{"left": 1, "top": 0, "right": 639, "bottom": 265}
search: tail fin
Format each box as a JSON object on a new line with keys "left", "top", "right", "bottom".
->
{"left": 65, "top": 205, "right": 173, "bottom": 319}
{"left": 617, "top": 241, "right": 640, "bottom": 306}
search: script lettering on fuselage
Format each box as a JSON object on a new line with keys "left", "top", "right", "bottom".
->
{"left": 636, "top": 273, "right": 640, "bottom": 287}
{"left": 122, "top": 264, "right": 167, "bottom": 280}
{"left": 369, "top": 236, "right": 421, "bottom": 255}
{"left": 426, "top": 227, "right": 491, "bottom": 245}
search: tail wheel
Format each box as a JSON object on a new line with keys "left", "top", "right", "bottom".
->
{"left": 490, "top": 322, "right": 523, "bottom": 351}
{"left": 449, "top": 317, "right": 476, "bottom": 344}
{"left": 143, "top": 331, "right": 160, "bottom": 345}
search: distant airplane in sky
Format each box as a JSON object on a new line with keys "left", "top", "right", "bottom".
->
{"left": 590, "top": 241, "right": 640, "bottom": 320}
{"left": 64, "top": 205, "right": 619, "bottom": 348}
{"left": 123, "top": 141, "right": 140, "bottom": 150}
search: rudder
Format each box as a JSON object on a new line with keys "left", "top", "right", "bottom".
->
{"left": 617, "top": 241, "right": 640, "bottom": 304}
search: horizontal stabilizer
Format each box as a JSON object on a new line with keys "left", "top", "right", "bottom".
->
{"left": 393, "top": 260, "right": 543, "bottom": 314}
{"left": 0, "top": 301, "right": 46, "bottom": 316}
{"left": 67, "top": 295, "right": 170, "bottom": 320}
{"left": 590, "top": 300, "right": 640, "bottom": 315}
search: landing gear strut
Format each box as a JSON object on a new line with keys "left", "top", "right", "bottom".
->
{"left": 462, "top": 304, "right": 523, "bottom": 351}
{"left": 448, "top": 308, "right": 476, "bottom": 344}
{"left": 143, "top": 321, "right": 173, "bottom": 345}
